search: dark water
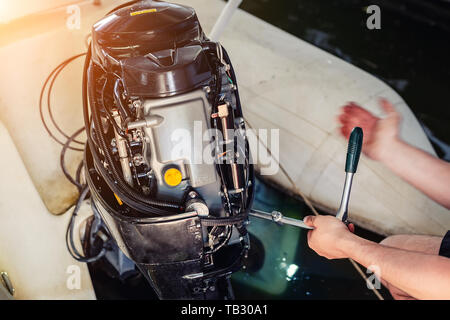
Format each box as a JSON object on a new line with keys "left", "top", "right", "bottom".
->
{"left": 238, "top": 0, "right": 450, "bottom": 160}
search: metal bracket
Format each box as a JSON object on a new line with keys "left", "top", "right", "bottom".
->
{"left": 1, "top": 272, "right": 14, "bottom": 297}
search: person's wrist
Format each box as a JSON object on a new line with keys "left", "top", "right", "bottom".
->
{"left": 376, "top": 136, "right": 402, "bottom": 163}
{"left": 336, "top": 231, "right": 360, "bottom": 257}
{"left": 340, "top": 232, "right": 377, "bottom": 261}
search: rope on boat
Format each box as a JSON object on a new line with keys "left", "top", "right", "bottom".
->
{"left": 244, "top": 117, "right": 384, "bottom": 300}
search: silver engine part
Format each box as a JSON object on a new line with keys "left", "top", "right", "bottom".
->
{"left": 127, "top": 89, "right": 224, "bottom": 214}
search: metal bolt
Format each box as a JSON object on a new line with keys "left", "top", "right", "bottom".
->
{"left": 132, "top": 100, "right": 142, "bottom": 110}
{"left": 272, "top": 211, "right": 282, "bottom": 223}
{"left": 188, "top": 191, "right": 198, "bottom": 199}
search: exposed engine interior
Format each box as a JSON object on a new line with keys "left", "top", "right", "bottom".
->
{"left": 81, "top": 0, "right": 254, "bottom": 299}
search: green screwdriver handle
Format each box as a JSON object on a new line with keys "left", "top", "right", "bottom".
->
{"left": 345, "top": 127, "right": 363, "bottom": 173}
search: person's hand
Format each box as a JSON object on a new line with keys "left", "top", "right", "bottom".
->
{"left": 338, "top": 99, "right": 401, "bottom": 161}
{"left": 303, "top": 215, "right": 355, "bottom": 260}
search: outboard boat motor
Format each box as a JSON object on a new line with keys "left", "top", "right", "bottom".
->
{"left": 82, "top": 1, "right": 254, "bottom": 299}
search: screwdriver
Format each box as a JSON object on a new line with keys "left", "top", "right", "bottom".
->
{"left": 248, "top": 127, "right": 363, "bottom": 229}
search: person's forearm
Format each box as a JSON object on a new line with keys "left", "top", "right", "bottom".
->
{"left": 340, "top": 234, "right": 450, "bottom": 299}
{"left": 380, "top": 138, "right": 450, "bottom": 209}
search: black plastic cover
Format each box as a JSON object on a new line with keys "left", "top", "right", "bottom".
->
{"left": 91, "top": 1, "right": 211, "bottom": 97}
{"left": 120, "top": 45, "right": 211, "bottom": 97}
{"left": 92, "top": 1, "right": 202, "bottom": 62}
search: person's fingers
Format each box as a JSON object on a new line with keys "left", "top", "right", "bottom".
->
{"left": 342, "top": 103, "right": 378, "bottom": 123}
{"left": 379, "top": 98, "right": 400, "bottom": 119}
{"left": 340, "top": 126, "right": 347, "bottom": 138}
{"left": 352, "top": 105, "right": 376, "bottom": 120}
{"left": 344, "top": 102, "right": 364, "bottom": 112}
{"left": 340, "top": 125, "right": 352, "bottom": 139}
{"left": 342, "top": 104, "right": 358, "bottom": 115}
{"left": 307, "top": 230, "right": 312, "bottom": 243}
{"left": 303, "top": 215, "right": 312, "bottom": 225}
{"left": 379, "top": 98, "right": 394, "bottom": 112}
{"left": 347, "top": 101, "right": 362, "bottom": 109}
{"left": 337, "top": 113, "right": 350, "bottom": 125}
{"left": 303, "top": 215, "right": 316, "bottom": 227}
{"left": 346, "top": 116, "right": 364, "bottom": 130}
{"left": 339, "top": 102, "right": 381, "bottom": 141}
{"left": 348, "top": 223, "right": 355, "bottom": 233}
{"left": 338, "top": 109, "right": 362, "bottom": 131}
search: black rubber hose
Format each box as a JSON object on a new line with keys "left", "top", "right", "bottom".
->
{"left": 66, "top": 186, "right": 106, "bottom": 263}
{"left": 200, "top": 212, "right": 247, "bottom": 227}
{"left": 101, "top": 77, "right": 127, "bottom": 138}
{"left": 213, "top": 60, "right": 222, "bottom": 112}
{"left": 75, "top": 160, "right": 84, "bottom": 186}
{"left": 221, "top": 47, "right": 243, "bottom": 118}
{"left": 47, "top": 58, "right": 85, "bottom": 146}
{"left": 60, "top": 126, "right": 85, "bottom": 192}
{"left": 113, "top": 78, "right": 131, "bottom": 122}
{"left": 222, "top": 46, "right": 256, "bottom": 214}
{"left": 39, "top": 53, "right": 86, "bottom": 151}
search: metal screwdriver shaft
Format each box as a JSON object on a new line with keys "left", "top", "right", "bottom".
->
{"left": 249, "top": 209, "right": 313, "bottom": 230}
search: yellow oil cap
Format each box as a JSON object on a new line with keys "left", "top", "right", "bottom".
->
{"left": 164, "top": 168, "right": 182, "bottom": 187}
